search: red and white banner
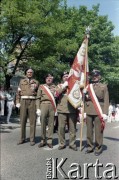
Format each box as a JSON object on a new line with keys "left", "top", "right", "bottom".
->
{"left": 67, "top": 38, "right": 89, "bottom": 108}
{"left": 40, "top": 85, "right": 57, "bottom": 113}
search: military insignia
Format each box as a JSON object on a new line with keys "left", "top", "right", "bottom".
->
{"left": 73, "top": 88, "right": 81, "bottom": 99}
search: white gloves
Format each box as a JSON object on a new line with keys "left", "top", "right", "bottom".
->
{"left": 55, "top": 111, "right": 58, "bottom": 116}
{"left": 102, "top": 114, "right": 108, "bottom": 120}
{"left": 36, "top": 109, "right": 41, "bottom": 116}
{"left": 62, "top": 81, "right": 68, "bottom": 89}
{"left": 83, "top": 88, "right": 88, "bottom": 94}
{"left": 16, "top": 103, "right": 20, "bottom": 108}
{"left": 79, "top": 113, "right": 87, "bottom": 119}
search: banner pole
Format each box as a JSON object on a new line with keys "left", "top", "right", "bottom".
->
{"left": 79, "top": 38, "right": 88, "bottom": 151}
{"left": 80, "top": 26, "right": 90, "bottom": 151}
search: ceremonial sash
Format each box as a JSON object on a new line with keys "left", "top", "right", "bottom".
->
{"left": 40, "top": 85, "right": 57, "bottom": 113}
{"left": 87, "top": 84, "right": 105, "bottom": 131}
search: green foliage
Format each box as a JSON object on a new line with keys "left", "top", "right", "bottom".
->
{"left": 0, "top": 0, "right": 119, "bottom": 102}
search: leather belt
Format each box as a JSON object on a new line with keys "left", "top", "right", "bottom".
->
{"left": 21, "top": 96, "right": 36, "bottom": 99}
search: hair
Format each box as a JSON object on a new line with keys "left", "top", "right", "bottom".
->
{"left": 44, "top": 73, "right": 54, "bottom": 79}
{"left": 24, "top": 68, "right": 34, "bottom": 75}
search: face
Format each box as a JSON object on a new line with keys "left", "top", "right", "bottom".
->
{"left": 92, "top": 75, "right": 100, "bottom": 82}
{"left": 46, "top": 76, "right": 53, "bottom": 85}
{"left": 26, "top": 69, "right": 33, "bottom": 78}
{"left": 62, "top": 74, "right": 69, "bottom": 82}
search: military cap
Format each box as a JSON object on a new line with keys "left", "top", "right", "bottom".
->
{"left": 91, "top": 69, "right": 101, "bottom": 77}
{"left": 61, "top": 71, "right": 69, "bottom": 78}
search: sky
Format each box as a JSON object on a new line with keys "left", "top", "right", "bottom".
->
{"left": 67, "top": 0, "right": 119, "bottom": 36}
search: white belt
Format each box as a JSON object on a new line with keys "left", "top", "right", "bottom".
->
{"left": 21, "top": 96, "right": 36, "bottom": 99}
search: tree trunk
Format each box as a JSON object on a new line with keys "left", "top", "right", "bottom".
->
{"left": 5, "top": 74, "right": 13, "bottom": 90}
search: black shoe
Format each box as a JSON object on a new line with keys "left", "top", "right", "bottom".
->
{"left": 58, "top": 145, "right": 66, "bottom": 150}
{"left": 47, "top": 143, "right": 53, "bottom": 148}
{"left": 30, "top": 141, "right": 35, "bottom": 146}
{"left": 69, "top": 146, "right": 78, "bottom": 151}
{"left": 94, "top": 151, "right": 102, "bottom": 156}
{"left": 85, "top": 149, "right": 94, "bottom": 154}
{"left": 17, "top": 140, "right": 25, "bottom": 145}
{"left": 38, "top": 142, "right": 46, "bottom": 148}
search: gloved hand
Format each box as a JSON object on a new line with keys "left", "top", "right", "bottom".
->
{"left": 36, "top": 109, "right": 41, "bottom": 116}
{"left": 102, "top": 114, "right": 108, "bottom": 120}
{"left": 16, "top": 103, "right": 21, "bottom": 108}
{"left": 62, "top": 81, "right": 68, "bottom": 89}
{"left": 55, "top": 111, "right": 58, "bottom": 116}
{"left": 77, "top": 107, "right": 81, "bottom": 111}
{"left": 83, "top": 88, "right": 88, "bottom": 94}
{"left": 84, "top": 113, "right": 87, "bottom": 119}
{"left": 79, "top": 83, "right": 84, "bottom": 89}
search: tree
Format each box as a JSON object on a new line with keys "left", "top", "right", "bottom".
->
{"left": 0, "top": 0, "right": 63, "bottom": 88}
{"left": 1, "top": 1, "right": 119, "bottom": 103}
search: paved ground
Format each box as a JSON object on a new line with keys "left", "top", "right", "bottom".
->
{"left": 0, "top": 117, "right": 119, "bottom": 180}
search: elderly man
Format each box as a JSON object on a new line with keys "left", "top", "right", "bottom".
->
{"left": 16, "top": 68, "right": 39, "bottom": 146}
{"left": 85, "top": 69, "right": 109, "bottom": 156}
{"left": 36, "top": 73, "right": 56, "bottom": 148}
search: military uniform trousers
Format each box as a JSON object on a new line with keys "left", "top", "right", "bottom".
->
{"left": 58, "top": 113, "right": 77, "bottom": 148}
{"left": 86, "top": 115, "right": 103, "bottom": 153}
{"left": 20, "top": 99, "right": 36, "bottom": 142}
{"left": 40, "top": 102, "right": 55, "bottom": 144}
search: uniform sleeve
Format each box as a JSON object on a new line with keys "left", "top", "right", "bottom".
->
{"left": 36, "top": 85, "right": 42, "bottom": 109}
{"left": 103, "top": 85, "right": 109, "bottom": 114}
{"left": 15, "top": 80, "right": 22, "bottom": 104}
{"left": 33, "top": 80, "right": 39, "bottom": 95}
{"left": 55, "top": 84, "right": 66, "bottom": 97}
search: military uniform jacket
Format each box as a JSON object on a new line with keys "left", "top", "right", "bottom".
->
{"left": 85, "top": 82, "right": 109, "bottom": 115}
{"left": 56, "top": 84, "right": 77, "bottom": 114}
{"left": 36, "top": 84, "right": 56, "bottom": 109}
{"left": 16, "top": 78, "right": 39, "bottom": 104}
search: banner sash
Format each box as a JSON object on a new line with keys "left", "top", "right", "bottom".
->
{"left": 40, "top": 85, "right": 57, "bottom": 113}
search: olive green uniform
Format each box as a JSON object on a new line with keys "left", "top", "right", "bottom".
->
{"left": 16, "top": 78, "right": 39, "bottom": 142}
{"left": 56, "top": 85, "right": 77, "bottom": 148}
{"left": 85, "top": 82, "right": 109, "bottom": 153}
{"left": 36, "top": 84, "right": 56, "bottom": 144}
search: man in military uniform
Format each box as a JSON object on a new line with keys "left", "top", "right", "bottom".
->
{"left": 56, "top": 71, "right": 77, "bottom": 151}
{"left": 85, "top": 69, "right": 109, "bottom": 155}
{"left": 36, "top": 73, "right": 56, "bottom": 148}
{"left": 16, "top": 68, "right": 39, "bottom": 146}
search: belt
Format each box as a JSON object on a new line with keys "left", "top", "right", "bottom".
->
{"left": 21, "top": 96, "right": 36, "bottom": 99}
{"left": 41, "top": 101, "right": 51, "bottom": 104}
